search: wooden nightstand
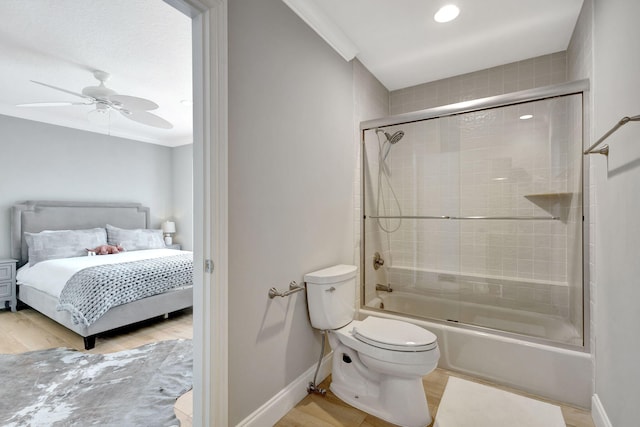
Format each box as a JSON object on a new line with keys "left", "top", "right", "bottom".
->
{"left": 166, "top": 244, "right": 182, "bottom": 250}
{"left": 0, "top": 259, "right": 17, "bottom": 312}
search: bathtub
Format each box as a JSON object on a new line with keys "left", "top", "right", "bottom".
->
{"left": 368, "top": 291, "right": 582, "bottom": 345}
{"left": 360, "top": 291, "right": 593, "bottom": 408}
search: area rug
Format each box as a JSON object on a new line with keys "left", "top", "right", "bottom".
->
{"left": 0, "top": 339, "right": 192, "bottom": 427}
{"left": 434, "top": 376, "right": 565, "bottom": 427}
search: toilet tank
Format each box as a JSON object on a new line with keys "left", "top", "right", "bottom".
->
{"left": 304, "top": 264, "right": 357, "bottom": 330}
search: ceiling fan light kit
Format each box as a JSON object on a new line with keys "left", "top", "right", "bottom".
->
{"left": 87, "top": 105, "right": 111, "bottom": 126}
{"left": 19, "top": 70, "right": 173, "bottom": 129}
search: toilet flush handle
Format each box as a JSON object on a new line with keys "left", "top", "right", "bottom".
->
{"left": 325, "top": 286, "right": 336, "bottom": 292}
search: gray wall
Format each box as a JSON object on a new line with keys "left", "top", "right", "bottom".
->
{"left": 171, "top": 144, "right": 193, "bottom": 250}
{"left": 228, "top": 0, "right": 356, "bottom": 423}
{"left": 592, "top": 0, "right": 640, "bottom": 424}
{"left": 0, "top": 114, "right": 192, "bottom": 257}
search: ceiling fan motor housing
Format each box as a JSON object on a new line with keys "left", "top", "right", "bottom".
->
{"left": 82, "top": 84, "right": 116, "bottom": 100}
{"left": 82, "top": 70, "right": 116, "bottom": 100}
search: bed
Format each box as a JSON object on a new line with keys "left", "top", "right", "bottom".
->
{"left": 10, "top": 201, "right": 193, "bottom": 350}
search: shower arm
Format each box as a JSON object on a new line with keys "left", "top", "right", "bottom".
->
{"left": 584, "top": 114, "right": 640, "bottom": 156}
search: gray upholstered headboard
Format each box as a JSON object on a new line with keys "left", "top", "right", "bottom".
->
{"left": 11, "top": 201, "right": 150, "bottom": 266}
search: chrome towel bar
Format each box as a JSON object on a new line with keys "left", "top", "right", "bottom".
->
{"left": 584, "top": 114, "right": 640, "bottom": 156}
{"left": 268, "top": 281, "right": 305, "bottom": 299}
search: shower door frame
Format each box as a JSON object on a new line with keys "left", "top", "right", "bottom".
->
{"left": 359, "top": 79, "right": 591, "bottom": 351}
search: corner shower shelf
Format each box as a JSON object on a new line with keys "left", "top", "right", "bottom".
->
{"left": 523, "top": 193, "right": 572, "bottom": 220}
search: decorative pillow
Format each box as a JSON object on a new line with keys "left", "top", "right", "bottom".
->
{"left": 106, "top": 224, "right": 165, "bottom": 251}
{"left": 25, "top": 228, "right": 108, "bottom": 266}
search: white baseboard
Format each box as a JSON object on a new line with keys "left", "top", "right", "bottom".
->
{"left": 592, "top": 394, "right": 612, "bottom": 427}
{"left": 236, "top": 351, "right": 333, "bottom": 427}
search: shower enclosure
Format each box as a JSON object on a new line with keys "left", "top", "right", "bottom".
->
{"left": 361, "top": 81, "right": 587, "bottom": 347}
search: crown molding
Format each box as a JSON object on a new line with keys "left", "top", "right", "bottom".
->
{"left": 282, "top": 0, "right": 359, "bottom": 62}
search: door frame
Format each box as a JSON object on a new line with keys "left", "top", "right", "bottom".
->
{"left": 164, "top": 0, "right": 228, "bottom": 425}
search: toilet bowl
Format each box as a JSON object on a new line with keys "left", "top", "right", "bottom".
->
{"left": 305, "top": 265, "right": 440, "bottom": 427}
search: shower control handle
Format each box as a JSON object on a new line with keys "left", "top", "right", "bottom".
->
{"left": 373, "top": 252, "right": 384, "bottom": 270}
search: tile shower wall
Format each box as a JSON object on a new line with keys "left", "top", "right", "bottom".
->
{"left": 369, "top": 96, "right": 579, "bottom": 282}
{"left": 353, "top": 59, "right": 390, "bottom": 308}
{"left": 390, "top": 52, "right": 568, "bottom": 115}
{"left": 364, "top": 53, "right": 585, "bottom": 328}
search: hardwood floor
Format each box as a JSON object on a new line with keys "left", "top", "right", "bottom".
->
{"left": 0, "top": 306, "right": 194, "bottom": 426}
{"left": 1, "top": 307, "right": 594, "bottom": 427}
{"left": 276, "top": 370, "right": 595, "bottom": 427}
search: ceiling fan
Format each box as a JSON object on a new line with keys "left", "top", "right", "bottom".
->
{"left": 18, "top": 70, "right": 173, "bottom": 129}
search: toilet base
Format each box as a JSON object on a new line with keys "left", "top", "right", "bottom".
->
{"left": 330, "top": 376, "right": 431, "bottom": 427}
{"left": 330, "top": 346, "right": 432, "bottom": 427}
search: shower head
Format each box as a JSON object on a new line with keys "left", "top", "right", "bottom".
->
{"left": 387, "top": 130, "right": 405, "bottom": 144}
{"left": 376, "top": 128, "right": 405, "bottom": 144}
{"left": 376, "top": 128, "right": 405, "bottom": 161}
{"left": 376, "top": 128, "right": 405, "bottom": 162}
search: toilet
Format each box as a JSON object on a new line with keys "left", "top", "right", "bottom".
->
{"left": 305, "top": 264, "right": 440, "bottom": 427}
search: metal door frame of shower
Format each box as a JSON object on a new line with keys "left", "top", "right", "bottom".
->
{"left": 359, "top": 79, "right": 591, "bottom": 352}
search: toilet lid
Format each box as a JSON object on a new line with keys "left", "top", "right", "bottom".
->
{"left": 352, "top": 317, "right": 438, "bottom": 352}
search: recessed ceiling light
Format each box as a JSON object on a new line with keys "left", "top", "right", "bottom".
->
{"left": 519, "top": 114, "right": 533, "bottom": 120}
{"left": 434, "top": 5, "right": 460, "bottom": 23}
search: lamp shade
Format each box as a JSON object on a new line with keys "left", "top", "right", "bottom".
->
{"left": 162, "top": 221, "right": 176, "bottom": 234}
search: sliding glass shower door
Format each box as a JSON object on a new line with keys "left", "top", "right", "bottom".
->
{"left": 362, "top": 92, "right": 584, "bottom": 346}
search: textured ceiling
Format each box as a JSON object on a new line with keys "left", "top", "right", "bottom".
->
{"left": 285, "top": 0, "right": 584, "bottom": 91}
{"left": 0, "top": 0, "right": 192, "bottom": 146}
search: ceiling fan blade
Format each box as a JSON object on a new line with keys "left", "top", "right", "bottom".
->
{"left": 109, "top": 94, "right": 158, "bottom": 111}
{"left": 30, "top": 80, "right": 93, "bottom": 101}
{"left": 17, "top": 101, "right": 93, "bottom": 107}
{"left": 121, "top": 110, "right": 173, "bottom": 129}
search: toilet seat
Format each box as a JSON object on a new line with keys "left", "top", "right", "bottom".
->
{"left": 352, "top": 317, "right": 437, "bottom": 352}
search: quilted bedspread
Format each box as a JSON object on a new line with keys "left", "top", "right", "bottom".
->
{"left": 57, "top": 253, "right": 193, "bottom": 326}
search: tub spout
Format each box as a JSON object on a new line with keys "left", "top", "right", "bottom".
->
{"left": 375, "top": 283, "right": 393, "bottom": 292}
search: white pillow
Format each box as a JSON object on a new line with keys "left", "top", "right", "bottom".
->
{"left": 106, "top": 224, "right": 165, "bottom": 251}
{"left": 25, "top": 228, "right": 108, "bottom": 266}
